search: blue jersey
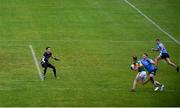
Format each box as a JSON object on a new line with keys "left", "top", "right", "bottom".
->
{"left": 141, "top": 58, "right": 156, "bottom": 73}
{"left": 156, "top": 42, "right": 168, "bottom": 54}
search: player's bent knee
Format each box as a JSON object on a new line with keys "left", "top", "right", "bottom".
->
{"left": 149, "top": 74, "right": 154, "bottom": 81}
{"left": 149, "top": 74, "right": 154, "bottom": 77}
{"left": 53, "top": 67, "right": 56, "bottom": 71}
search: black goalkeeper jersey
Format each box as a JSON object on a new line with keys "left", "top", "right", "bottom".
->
{"left": 42, "top": 51, "right": 52, "bottom": 63}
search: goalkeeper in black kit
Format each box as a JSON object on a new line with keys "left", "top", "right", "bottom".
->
{"left": 41, "top": 47, "right": 60, "bottom": 80}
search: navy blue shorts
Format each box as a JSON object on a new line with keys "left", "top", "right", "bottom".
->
{"left": 161, "top": 53, "right": 170, "bottom": 59}
{"left": 148, "top": 67, "right": 158, "bottom": 75}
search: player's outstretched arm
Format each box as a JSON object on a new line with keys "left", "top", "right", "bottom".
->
{"left": 52, "top": 55, "right": 60, "bottom": 61}
{"left": 54, "top": 58, "right": 60, "bottom": 61}
{"left": 150, "top": 59, "right": 156, "bottom": 65}
{"left": 151, "top": 48, "right": 159, "bottom": 52}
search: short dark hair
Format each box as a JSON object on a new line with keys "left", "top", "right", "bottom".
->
{"left": 133, "top": 55, "right": 137, "bottom": 61}
{"left": 156, "top": 38, "right": 160, "bottom": 41}
{"left": 144, "top": 53, "right": 148, "bottom": 57}
{"left": 46, "top": 47, "right": 51, "bottom": 50}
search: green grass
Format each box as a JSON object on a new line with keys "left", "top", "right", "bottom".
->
{"left": 0, "top": 0, "right": 180, "bottom": 106}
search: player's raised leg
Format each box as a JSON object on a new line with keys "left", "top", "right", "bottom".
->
{"left": 165, "top": 58, "right": 179, "bottom": 72}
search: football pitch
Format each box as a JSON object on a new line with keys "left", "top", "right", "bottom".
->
{"left": 0, "top": 0, "right": 180, "bottom": 106}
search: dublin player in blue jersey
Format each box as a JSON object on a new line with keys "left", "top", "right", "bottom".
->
{"left": 152, "top": 39, "right": 179, "bottom": 72}
{"left": 141, "top": 53, "right": 164, "bottom": 91}
{"left": 41, "top": 47, "right": 60, "bottom": 79}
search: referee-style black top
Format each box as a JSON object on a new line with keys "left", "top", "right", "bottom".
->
{"left": 43, "top": 51, "right": 52, "bottom": 62}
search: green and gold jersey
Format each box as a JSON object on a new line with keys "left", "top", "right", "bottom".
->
{"left": 134, "top": 61, "right": 146, "bottom": 72}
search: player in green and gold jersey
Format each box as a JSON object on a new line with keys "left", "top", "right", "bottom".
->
{"left": 130, "top": 55, "right": 147, "bottom": 92}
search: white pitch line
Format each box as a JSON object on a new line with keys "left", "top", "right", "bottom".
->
{"left": 124, "top": 0, "right": 180, "bottom": 45}
{"left": 29, "top": 45, "right": 44, "bottom": 81}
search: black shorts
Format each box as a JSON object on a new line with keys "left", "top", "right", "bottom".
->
{"left": 160, "top": 53, "right": 170, "bottom": 59}
{"left": 41, "top": 62, "right": 55, "bottom": 68}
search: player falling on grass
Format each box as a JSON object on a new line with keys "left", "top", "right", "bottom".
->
{"left": 130, "top": 56, "right": 147, "bottom": 92}
{"left": 151, "top": 39, "right": 179, "bottom": 72}
{"left": 41, "top": 47, "right": 60, "bottom": 80}
{"left": 141, "top": 53, "right": 164, "bottom": 91}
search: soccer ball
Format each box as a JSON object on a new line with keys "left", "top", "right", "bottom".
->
{"left": 130, "top": 64, "right": 135, "bottom": 70}
{"left": 130, "top": 63, "right": 138, "bottom": 71}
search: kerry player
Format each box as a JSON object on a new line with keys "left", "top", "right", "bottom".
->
{"left": 130, "top": 56, "right": 147, "bottom": 92}
{"left": 151, "top": 39, "right": 179, "bottom": 72}
{"left": 41, "top": 47, "right": 59, "bottom": 79}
